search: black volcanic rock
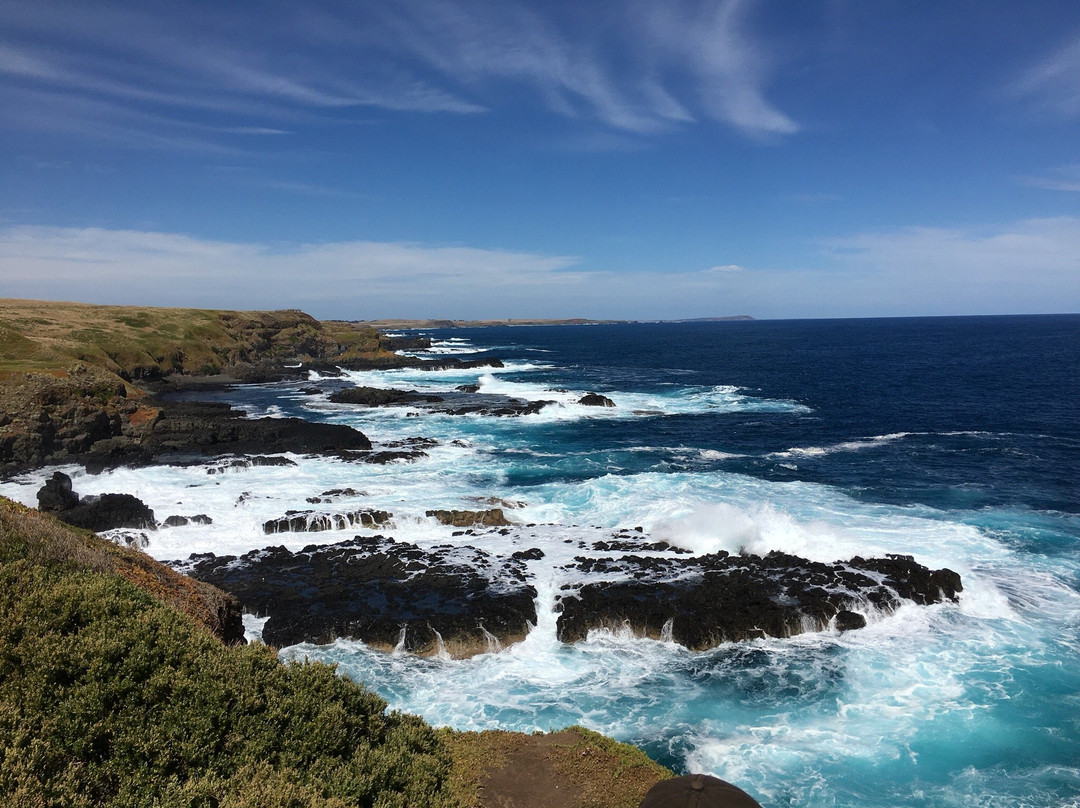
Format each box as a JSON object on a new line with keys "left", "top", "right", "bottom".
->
{"left": 432, "top": 397, "right": 555, "bottom": 417}
{"left": 326, "top": 385, "right": 552, "bottom": 418}
{"left": 578, "top": 392, "right": 616, "bottom": 408}
{"left": 35, "top": 471, "right": 157, "bottom": 532}
{"left": 163, "top": 514, "right": 213, "bottom": 527}
{"left": 206, "top": 455, "right": 298, "bottom": 474}
{"left": 262, "top": 509, "right": 392, "bottom": 534}
{"left": 426, "top": 508, "right": 513, "bottom": 527}
{"left": 418, "top": 358, "right": 505, "bottom": 371}
{"left": 328, "top": 387, "right": 444, "bottom": 406}
{"left": 141, "top": 401, "right": 371, "bottom": 458}
{"left": 555, "top": 550, "right": 962, "bottom": 649}
{"left": 58, "top": 493, "right": 156, "bottom": 532}
{"left": 179, "top": 536, "right": 538, "bottom": 655}
{"left": 37, "top": 471, "right": 80, "bottom": 512}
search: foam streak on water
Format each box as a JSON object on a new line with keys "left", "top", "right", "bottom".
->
{"left": 4, "top": 318, "right": 1079, "bottom": 808}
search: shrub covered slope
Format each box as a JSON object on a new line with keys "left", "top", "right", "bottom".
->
{"left": 0, "top": 499, "right": 457, "bottom": 808}
{"left": 0, "top": 499, "right": 673, "bottom": 807}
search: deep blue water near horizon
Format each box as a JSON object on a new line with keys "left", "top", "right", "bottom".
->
{"left": 7, "top": 313, "right": 1077, "bottom": 806}
{"left": 434, "top": 314, "right": 1079, "bottom": 513}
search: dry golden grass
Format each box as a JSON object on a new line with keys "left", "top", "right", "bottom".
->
{"left": 0, "top": 298, "right": 387, "bottom": 379}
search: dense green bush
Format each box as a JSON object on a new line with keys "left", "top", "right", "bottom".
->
{"left": 0, "top": 557, "right": 458, "bottom": 807}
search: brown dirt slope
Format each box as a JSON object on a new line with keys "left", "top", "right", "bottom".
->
{"left": 444, "top": 726, "right": 674, "bottom": 808}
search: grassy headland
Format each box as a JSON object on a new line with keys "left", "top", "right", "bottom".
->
{"left": 0, "top": 298, "right": 393, "bottom": 380}
{"left": 0, "top": 299, "right": 403, "bottom": 474}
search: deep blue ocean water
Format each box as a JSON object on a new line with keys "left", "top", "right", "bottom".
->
{"left": 4, "top": 314, "right": 1078, "bottom": 806}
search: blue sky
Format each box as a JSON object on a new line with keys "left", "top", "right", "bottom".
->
{"left": 1, "top": 0, "right": 1079, "bottom": 320}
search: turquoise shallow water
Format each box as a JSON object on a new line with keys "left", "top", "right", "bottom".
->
{"left": 3, "top": 315, "right": 1078, "bottom": 806}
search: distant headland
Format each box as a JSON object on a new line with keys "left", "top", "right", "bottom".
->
{"left": 361, "top": 315, "right": 755, "bottom": 329}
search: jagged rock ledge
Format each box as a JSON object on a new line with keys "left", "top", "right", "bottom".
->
{"left": 178, "top": 535, "right": 539, "bottom": 656}
{"left": 326, "top": 385, "right": 556, "bottom": 417}
{"left": 178, "top": 529, "right": 961, "bottom": 657}
{"left": 556, "top": 550, "right": 962, "bottom": 647}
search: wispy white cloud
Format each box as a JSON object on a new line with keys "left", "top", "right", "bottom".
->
{"left": 0, "top": 1, "right": 485, "bottom": 153}
{"left": 632, "top": 0, "right": 797, "bottom": 136}
{"left": 1018, "top": 165, "right": 1080, "bottom": 192}
{"left": 379, "top": 0, "right": 795, "bottom": 136}
{"left": 1008, "top": 31, "right": 1080, "bottom": 116}
{"left": 0, "top": 0, "right": 795, "bottom": 151}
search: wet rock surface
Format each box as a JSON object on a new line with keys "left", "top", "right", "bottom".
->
{"left": 426, "top": 508, "right": 513, "bottom": 527}
{"left": 328, "top": 387, "right": 445, "bottom": 406}
{"left": 36, "top": 471, "right": 157, "bottom": 532}
{"left": 326, "top": 385, "right": 555, "bottom": 417}
{"left": 0, "top": 365, "right": 377, "bottom": 475}
{"left": 138, "top": 401, "right": 372, "bottom": 459}
{"left": 262, "top": 509, "right": 393, "bottom": 534}
{"left": 178, "top": 535, "right": 538, "bottom": 655}
{"left": 555, "top": 549, "right": 962, "bottom": 648}
{"left": 162, "top": 514, "right": 213, "bottom": 527}
{"left": 578, "top": 392, "right": 616, "bottom": 407}
{"left": 205, "top": 455, "right": 298, "bottom": 474}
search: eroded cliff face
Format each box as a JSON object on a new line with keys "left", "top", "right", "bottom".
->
{"left": 0, "top": 364, "right": 152, "bottom": 472}
{"left": 0, "top": 303, "right": 402, "bottom": 475}
{"left": 0, "top": 365, "right": 373, "bottom": 474}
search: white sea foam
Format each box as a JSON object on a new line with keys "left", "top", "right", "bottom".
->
{"left": 769, "top": 432, "right": 913, "bottom": 459}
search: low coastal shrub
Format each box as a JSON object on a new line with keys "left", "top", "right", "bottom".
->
{"left": 0, "top": 501, "right": 458, "bottom": 808}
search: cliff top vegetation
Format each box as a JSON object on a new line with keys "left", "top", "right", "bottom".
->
{"left": 0, "top": 297, "right": 392, "bottom": 382}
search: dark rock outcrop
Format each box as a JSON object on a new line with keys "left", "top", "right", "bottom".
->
{"left": 139, "top": 401, "right": 371, "bottom": 459}
{"left": 206, "top": 455, "right": 298, "bottom": 474}
{"left": 578, "top": 392, "right": 616, "bottom": 408}
{"left": 163, "top": 514, "right": 213, "bottom": 527}
{"left": 37, "top": 472, "right": 157, "bottom": 532}
{"left": 179, "top": 535, "right": 538, "bottom": 655}
{"left": 1, "top": 382, "right": 373, "bottom": 474}
{"left": 263, "top": 509, "right": 392, "bottom": 534}
{"left": 556, "top": 550, "right": 962, "bottom": 649}
{"left": 35, "top": 470, "right": 156, "bottom": 533}
{"left": 305, "top": 488, "right": 362, "bottom": 504}
{"left": 328, "top": 387, "right": 445, "bottom": 406}
{"left": 426, "top": 508, "right": 513, "bottom": 527}
{"left": 325, "top": 385, "right": 554, "bottom": 418}
{"left": 430, "top": 397, "right": 554, "bottom": 417}
{"left": 36, "top": 470, "right": 80, "bottom": 512}
{"left": 55, "top": 495, "right": 157, "bottom": 533}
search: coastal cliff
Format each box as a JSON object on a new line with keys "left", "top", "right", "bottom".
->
{"left": 0, "top": 299, "right": 406, "bottom": 474}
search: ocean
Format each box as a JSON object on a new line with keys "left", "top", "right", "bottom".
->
{"left": 4, "top": 315, "right": 1079, "bottom": 807}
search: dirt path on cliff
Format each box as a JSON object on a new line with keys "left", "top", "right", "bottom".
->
{"left": 445, "top": 727, "right": 672, "bottom": 808}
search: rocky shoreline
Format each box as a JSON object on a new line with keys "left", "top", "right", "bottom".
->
{"left": 175, "top": 526, "right": 961, "bottom": 657}
{"left": 2, "top": 303, "right": 963, "bottom": 659}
